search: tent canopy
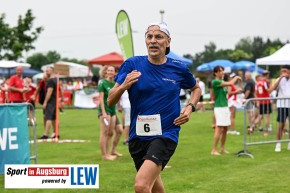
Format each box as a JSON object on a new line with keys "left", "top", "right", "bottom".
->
{"left": 256, "top": 43, "right": 290, "bottom": 65}
{"left": 232, "top": 61, "right": 256, "bottom": 70}
{"left": 87, "top": 52, "right": 124, "bottom": 66}
{"left": 0, "top": 61, "right": 31, "bottom": 68}
{"left": 247, "top": 66, "right": 265, "bottom": 75}
{"left": 41, "top": 61, "right": 92, "bottom": 77}
{"left": 196, "top": 63, "right": 211, "bottom": 72}
{"left": 207, "top": 59, "right": 234, "bottom": 69}
{"left": 196, "top": 59, "right": 234, "bottom": 73}
{"left": 0, "top": 68, "right": 41, "bottom": 77}
{"left": 167, "top": 51, "right": 193, "bottom": 66}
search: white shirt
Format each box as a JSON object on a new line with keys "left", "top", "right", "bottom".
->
{"left": 199, "top": 81, "right": 205, "bottom": 95}
{"left": 120, "top": 90, "right": 131, "bottom": 108}
{"left": 276, "top": 77, "right": 290, "bottom": 108}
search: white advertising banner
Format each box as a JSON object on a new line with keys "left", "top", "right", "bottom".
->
{"left": 5, "top": 164, "right": 99, "bottom": 189}
{"left": 74, "top": 90, "right": 99, "bottom": 109}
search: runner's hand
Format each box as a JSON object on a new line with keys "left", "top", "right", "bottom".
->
{"left": 173, "top": 107, "right": 191, "bottom": 126}
{"left": 122, "top": 70, "right": 142, "bottom": 90}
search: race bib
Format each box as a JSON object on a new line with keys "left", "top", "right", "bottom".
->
{"left": 136, "top": 114, "right": 162, "bottom": 136}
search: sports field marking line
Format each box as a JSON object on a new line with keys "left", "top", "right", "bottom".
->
{"left": 29, "top": 139, "right": 90, "bottom": 144}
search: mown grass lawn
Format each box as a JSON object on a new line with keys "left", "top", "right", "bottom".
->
{"left": 1, "top": 108, "right": 290, "bottom": 193}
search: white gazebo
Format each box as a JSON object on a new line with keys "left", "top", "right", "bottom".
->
{"left": 256, "top": 43, "right": 290, "bottom": 65}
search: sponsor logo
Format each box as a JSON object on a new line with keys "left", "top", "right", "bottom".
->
{"left": 5, "top": 164, "right": 99, "bottom": 189}
{"left": 172, "top": 59, "right": 183, "bottom": 64}
{"left": 162, "top": 78, "right": 176, "bottom": 84}
{"left": 117, "top": 19, "right": 129, "bottom": 39}
{"left": 152, "top": 155, "right": 159, "bottom": 160}
{"left": 138, "top": 116, "right": 157, "bottom": 121}
{"left": 0, "top": 127, "right": 18, "bottom": 150}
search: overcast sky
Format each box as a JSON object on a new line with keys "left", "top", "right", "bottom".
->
{"left": 1, "top": 0, "right": 290, "bottom": 61}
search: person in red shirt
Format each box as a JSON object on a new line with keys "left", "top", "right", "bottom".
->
{"left": 1, "top": 78, "right": 10, "bottom": 103}
{"left": 31, "top": 73, "right": 48, "bottom": 129}
{"left": 24, "top": 77, "right": 37, "bottom": 105}
{"left": 226, "top": 73, "right": 243, "bottom": 135}
{"left": 24, "top": 77, "right": 37, "bottom": 125}
{"left": 8, "top": 66, "right": 28, "bottom": 103}
{"left": 254, "top": 74, "right": 272, "bottom": 135}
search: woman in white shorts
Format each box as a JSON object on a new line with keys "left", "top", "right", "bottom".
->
{"left": 211, "top": 66, "right": 241, "bottom": 155}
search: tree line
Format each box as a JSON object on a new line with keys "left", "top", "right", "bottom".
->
{"left": 1, "top": 10, "right": 288, "bottom": 78}
{"left": 0, "top": 10, "right": 87, "bottom": 71}
{"left": 184, "top": 37, "right": 288, "bottom": 77}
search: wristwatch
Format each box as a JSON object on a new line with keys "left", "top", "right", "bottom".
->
{"left": 186, "top": 103, "right": 196, "bottom": 112}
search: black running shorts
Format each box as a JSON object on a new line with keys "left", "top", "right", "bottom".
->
{"left": 129, "top": 137, "right": 177, "bottom": 171}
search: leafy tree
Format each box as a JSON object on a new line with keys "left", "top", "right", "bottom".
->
{"left": 0, "top": 9, "right": 43, "bottom": 61}
{"left": 47, "top": 51, "right": 61, "bottom": 63}
{"left": 0, "top": 14, "right": 11, "bottom": 60}
{"left": 61, "top": 57, "right": 87, "bottom": 65}
{"left": 251, "top": 36, "right": 265, "bottom": 61}
{"left": 26, "top": 53, "right": 49, "bottom": 70}
{"left": 202, "top": 42, "right": 218, "bottom": 62}
{"left": 26, "top": 51, "right": 61, "bottom": 70}
{"left": 229, "top": 49, "right": 253, "bottom": 61}
{"left": 262, "top": 39, "right": 283, "bottom": 56}
{"left": 215, "top": 49, "right": 232, "bottom": 60}
{"left": 235, "top": 37, "right": 253, "bottom": 55}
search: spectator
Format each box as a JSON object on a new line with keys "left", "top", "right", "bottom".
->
{"left": 268, "top": 65, "right": 290, "bottom": 152}
{"left": 226, "top": 73, "right": 242, "bottom": 135}
{"left": 254, "top": 74, "right": 272, "bottom": 136}
{"left": 98, "top": 65, "right": 122, "bottom": 160}
{"left": 24, "top": 77, "right": 37, "bottom": 125}
{"left": 211, "top": 66, "right": 241, "bottom": 155}
{"left": 74, "top": 78, "right": 83, "bottom": 91}
{"left": 243, "top": 72, "right": 257, "bottom": 134}
{"left": 8, "top": 66, "right": 28, "bottom": 103}
{"left": 196, "top": 77, "right": 205, "bottom": 112}
{"left": 58, "top": 79, "right": 65, "bottom": 113}
{"left": 208, "top": 80, "right": 216, "bottom": 129}
{"left": 32, "top": 73, "right": 48, "bottom": 129}
{"left": 262, "top": 70, "right": 271, "bottom": 87}
{"left": 179, "top": 88, "right": 187, "bottom": 109}
{"left": 65, "top": 80, "right": 74, "bottom": 105}
{"left": 0, "top": 78, "right": 10, "bottom": 103}
{"left": 118, "top": 90, "right": 131, "bottom": 145}
{"left": 39, "top": 67, "right": 58, "bottom": 139}
{"left": 0, "top": 80, "right": 5, "bottom": 104}
{"left": 66, "top": 80, "right": 74, "bottom": 91}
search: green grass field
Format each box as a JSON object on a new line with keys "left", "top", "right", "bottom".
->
{"left": 1, "top": 108, "right": 290, "bottom": 193}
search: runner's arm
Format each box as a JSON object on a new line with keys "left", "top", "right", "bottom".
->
{"left": 108, "top": 70, "right": 141, "bottom": 107}
{"left": 107, "top": 83, "right": 126, "bottom": 107}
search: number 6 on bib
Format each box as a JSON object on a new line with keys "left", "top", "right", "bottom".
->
{"left": 136, "top": 114, "right": 162, "bottom": 136}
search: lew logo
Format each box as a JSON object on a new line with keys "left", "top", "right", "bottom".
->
{"left": 117, "top": 19, "right": 128, "bottom": 38}
{"left": 71, "top": 167, "right": 98, "bottom": 186}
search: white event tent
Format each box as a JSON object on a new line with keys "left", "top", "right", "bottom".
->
{"left": 41, "top": 61, "right": 92, "bottom": 77}
{"left": 256, "top": 43, "right": 290, "bottom": 65}
{"left": 0, "top": 61, "right": 31, "bottom": 68}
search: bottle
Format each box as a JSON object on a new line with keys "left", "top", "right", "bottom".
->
{"left": 103, "top": 118, "right": 109, "bottom": 126}
{"left": 268, "top": 124, "right": 272, "bottom": 132}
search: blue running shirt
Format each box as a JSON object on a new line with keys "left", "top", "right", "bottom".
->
{"left": 115, "top": 56, "right": 196, "bottom": 143}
